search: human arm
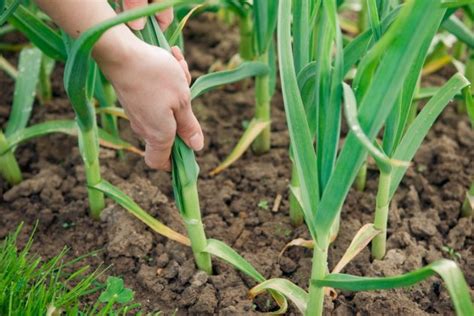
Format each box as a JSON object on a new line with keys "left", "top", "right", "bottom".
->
{"left": 34, "top": 0, "right": 203, "bottom": 170}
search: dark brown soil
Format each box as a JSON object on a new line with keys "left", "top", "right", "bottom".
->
{"left": 1, "top": 14, "right": 473, "bottom": 316}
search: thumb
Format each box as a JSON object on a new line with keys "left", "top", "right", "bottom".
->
{"left": 175, "top": 98, "right": 204, "bottom": 151}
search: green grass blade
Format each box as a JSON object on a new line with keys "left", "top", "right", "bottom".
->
{"left": 253, "top": 0, "right": 278, "bottom": 55}
{"left": 5, "top": 47, "right": 42, "bottom": 136}
{"left": 92, "top": 180, "right": 191, "bottom": 246}
{"left": 342, "top": 5, "right": 400, "bottom": 74}
{"left": 0, "top": 0, "right": 19, "bottom": 24}
{"left": 8, "top": 5, "right": 66, "bottom": 61}
{"left": 315, "top": 0, "right": 344, "bottom": 192}
{"left": 313, "top": 259, "right": 473, "bottom": 316}
{"left": 278, "top": 0, "right": 319, "bottom": 239}
{"left": 315, "top": 0, "right": 446, "bottom": 239}
{"left": 249, "top": 279, "right": 308, "bottom": 314}
{"left": 366, "top": 0, "right": 381, "bottom": 40}
{"left": 342, "top": 83, "right": 406, "bottom": 173}
{"left": 389, "top": 73, "right": 469, "bottom": 199}
{"left": 464, "top": 85, "right": 474, "bottom": 127}
{"left": 203, "top": 238, "right": 289, "bottom": 314}
{"left": 297, "top": 61, "right": 317, "bottom": 136}
{"left": 190, "top": 61, "right": 268, "bottom": 99}
{"left": 204, "top": 239, "right": 265, "bottom": 282}
{"left": 168, "top": 4, "right": 203, "bottom": 47}
{"left": 292, "top": 0, "right": 310, "bottom": 73}
{"left": 2, "top": 120, "right": 141, "bottom": 156}
{"left": 443, "top": 15, "right": 474, "bottom": 48}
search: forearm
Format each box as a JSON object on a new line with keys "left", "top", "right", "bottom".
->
{"left": 34, "top": 0, "right": 137, "bottom": 65}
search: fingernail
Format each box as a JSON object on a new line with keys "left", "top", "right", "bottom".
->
{"left": 189, "top": 133, "right": 204, "bottom": 151}
{"left": 129, "top": 18, "right": 146, "bottom": 30}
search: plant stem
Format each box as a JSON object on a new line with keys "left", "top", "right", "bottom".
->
{"left": 289, "top": 165, "right": 304, "bottom": 226}
{"left": 461, "top": 182, "right": 473, "bottom": 218}
{"left": 252, "top": 52, "right": 271, "bottom": 154}
{"left": 38, "top": 54, "right": 53, "bottom": 104}
{"left": 354, "top": 161, "right": 367, "bottom": 191}
{"left": 239, "top": 13, "right": 253, "bottom": 61}
{"left": 181, "top": 183, "right": 213, "bottom": 274}
{"left": 371, "top": 170, "right": 392, "bottom": 259}
{"left": 306, "top": 242, "right": 328, "bottom": 316}
{"left": 80, "top": 127, "right": 105, "bottom": 219}
{"left": 0, "top": 131, "right": 22, "bottom": 185}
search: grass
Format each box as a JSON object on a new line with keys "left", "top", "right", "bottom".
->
{"left": 0, "top": 224, "right": 140, "bottom": 315}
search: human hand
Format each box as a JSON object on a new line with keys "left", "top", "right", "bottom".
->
{"left": 96, "top": 37, "right": 202, "bottom": 171}
{"left": 122, "top": 0, "right": 174, "bottom": 30}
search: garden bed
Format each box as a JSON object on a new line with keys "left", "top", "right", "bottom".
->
{"left": 0, "top": 14, "right": 472, "bottom": 315}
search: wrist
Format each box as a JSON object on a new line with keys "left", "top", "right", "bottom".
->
{"left": 92, "top": 24, "right": 141, "bottom": 75}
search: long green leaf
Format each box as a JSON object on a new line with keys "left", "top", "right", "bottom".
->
{"left": 249, "top": 279, "right": 308, "bottom": 314}
{"left": 443, "top": 14, "right": 474, "bottom": 48}
{"left": 342, "top": 83, "right": 407, "bottom": 173}
{"left": 203, "top": 239, "right": 288, "bottom": 314}
{"left": 313, "top": 259, "right": 473, "bottom": 316}
{"left": 2, "top": 120, "right": 142, "bottom": 156}
{"left": 5, "top": 47, "right": 42, "bottom": 136}
{"left": 8, "top": 5, "right": 66, "bottom": 61}
{"left": 93, "top": 180, "right": 190, "bottom": 246}
{"left": 389, "top": 73, "right": 469, "bottom": 199}
{"left": 253, "top": 0, "right": 278, "bottom": 55}
{"left": 342, "top": 5, "right": 400, "bottom": 75}
{"left": 315, "top": 0, "right": 446, "bottom": 240}
{"left": 278, "top": 0, "right": 319, "bottom": 239}
{"left": 190, "top": 61, "right": 268, "bottom": 99}
{"left": 0, "top": 0, "right": 19, "bottom": 25}
{"left": 314, "top": 0, "right": 344, "bottom": 192}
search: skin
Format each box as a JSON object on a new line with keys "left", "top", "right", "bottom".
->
{"left": 35, "top": 0, "right": 203, "bottom": 171}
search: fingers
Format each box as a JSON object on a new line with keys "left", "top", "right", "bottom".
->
{"left": 123, "top": 0, "right": 147, "bottom": 30}
{"left": 141, "top": 113, "right": 177, "bottom": 171}
{"left": 156, "top": 7, "right": 174, "bottom": 30}
{"left": 171, "top": 46, "right": 191, "bottom": 84}
{"left": 174, "top": 91, "right": 204, "bottom": 152}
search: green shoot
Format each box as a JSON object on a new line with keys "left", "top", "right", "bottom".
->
{"left": 0, "top": 47, "right": 42, "bottom": 186}
{"left": 0, "top": 225, "right": 141, "bottom": 315}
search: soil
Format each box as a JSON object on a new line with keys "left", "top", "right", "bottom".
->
{"left": 1, "top": 13, "right": 473, "bottom": 316}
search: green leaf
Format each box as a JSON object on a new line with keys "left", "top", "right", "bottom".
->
{"left": 190, "top": 61, "right": 268, "bottom": 99}
{"left": 249, "top": 279, "right": 308, "bottom": 314}
{"left": 277, "top": 0, "right": 319, "bottom": 239}
{"left": 315, "top": 0, "right": 447, "bottom": 242}
{"left": 168, "top": 4, "right": 204, "bottom": 47}
{"left": 253, "top": 0, "right": 278, "bottom": 55}
{"left": 91, "top": 180, "right": 191, "bottom": 247}
{"left": 204, "top": 239, "right": 265, "bottom": 282}
{"left": 313, "top": 259, "right": 474, "bottom": 316}
{"left": 99, "top": 277, "right": 134, "bottom": 304}
{"left": 389, "top": 73, "right": 469, "bottom": 199}
{"left": 8, "top": 5, "right": 67, "bottom": 61}
{"left": 0, "top": 0, "right": 19, "bottom": 25}
{"left": 342, "top": 83, "right": 408, "bottom": 173}
{"left": 203, "top": 239, "right": 288, "bottom": 314}
{"left": 342, "top": 5, "right": 400, "bottom": 75}
{"left": 443, "top": 14, "right": 474, "bottom": 49}
{"left": 314, "top": 0, "right": 344, "bottom": 192}
{"left": 5, "top": 47, "right": 42, "bottom": 136}
{"left": 2, "top": 120, "right": 142, "bottom": 156}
